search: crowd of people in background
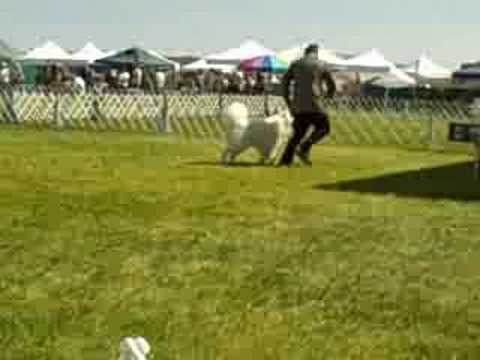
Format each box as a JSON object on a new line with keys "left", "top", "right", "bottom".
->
{"left": 0, "top": 60, "right": 287, "bottom": 96}
{"left": 3, "top": 60, "right": 468, "bottom": 101}
{"left": 26, "top": 63, "right": 161, "bottom": 94}
{"left": 176, "top": 70, "right": 282, "bottom": 95}
{"left": 0, "top": 62, "right": 24, "bottom": 87}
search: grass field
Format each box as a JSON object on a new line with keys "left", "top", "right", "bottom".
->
{"left": 0, "top": 127, "right": 479, "bottom": 359}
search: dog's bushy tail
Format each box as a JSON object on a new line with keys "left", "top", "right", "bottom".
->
{"left": 222, "top": 102, "right": 250, "bottom": 130}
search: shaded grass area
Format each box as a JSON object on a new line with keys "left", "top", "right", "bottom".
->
{"left": 317, "top": 161, "right": 480, "bottom": 202}
{"left": 0, "top": 127, "right": 479, "bottom": 359}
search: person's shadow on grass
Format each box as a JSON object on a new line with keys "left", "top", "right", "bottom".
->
{"left": 314, "top": 161, "right": 480, "bottom": 202}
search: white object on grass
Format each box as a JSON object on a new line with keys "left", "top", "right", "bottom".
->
{"left": 119, "top": 337, "right": 151, "bottom": 360}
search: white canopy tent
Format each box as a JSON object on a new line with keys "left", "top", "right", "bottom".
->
{"left": 70, "top": 42, "right": 107, "bottom": 63}
{"left": 366, "top": 70, "right": 416, "bottom": 89}
{"left": 23, "top": 41, "right": 71, "bottom": 62}
{"left": 183, "top": 58, "right": 235, "bottom": 73}
{"left": 277, "top": 43, "right": 348, "bottom": 67}
{"left": 341, "top": 48, "right": 416, "bottom": 87}
{"left": 318, "top": 49, "right": 349, "bottom": 66}
{"left": 71, "top": 42, "right": 107, "bottom": 63}
{"left": 277, "top": 43, "right": 308, "bottom": 64}
{"left": 206, "top": 39, "right": 275, "bottom": 64}
{"left": 402, "top": 55, "right": 451, "bottom": 80}
{"left": 341, "top": 48, "right": 392, "bottom": 73}
{"left": 104, "top": 50, "right": 117, "bottom": 57}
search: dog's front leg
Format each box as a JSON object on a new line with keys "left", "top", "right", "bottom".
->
{"left": 221, "top": 148, "right": 232, "bottom": 166}
{"left": 257, "top": 144, "right": 271, "bottom": 166}
{"left": 268, "top": 137, "right": 284, "bottom": 166}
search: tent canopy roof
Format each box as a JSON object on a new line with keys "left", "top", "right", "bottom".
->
{"left": 71, "top": 42, "right": 107, "bottom": 63}
{"left": 147, "top": 49, "right": 180, "bottom": 71}
{"left": 453, "top": 66, "right": 480, "bottom": 80}
{"left": 239, "top": 54, "right": 289, "bottom": 73}
{"left": 402, "top": 55, "right": 451, "bottom": 79}
{"left": 277, "top": 43, "right": 309, "bottom": 64}
{"left": 183, "top": 59, "right": 235, "bottom": 72}
{"left": 95, "top": 47, "right": 176, "bottom": 70}
{"left": 341, "top": 48, "right": 416, "bottom": 87}
{"left": 341, "top": 48, "right": 392, "bottom": 73}
{"left": 23, "top": 41, "right": 71, "bottom": 61}
{"left": 277, "top": 43, "right": 347, "bottom": 66}
{"left": 167, "top": 55, "right": 201, "bottom": 66}
{"left": 206, "top": 40, "right": 275, "bottom": 63}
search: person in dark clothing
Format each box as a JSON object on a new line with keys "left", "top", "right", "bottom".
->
{"left": 278, "top": 44, "right": 336, "bottom": 167}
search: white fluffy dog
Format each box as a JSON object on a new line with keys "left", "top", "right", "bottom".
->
{"left": 221, "top": 102, "right": 294, "bottom": 165}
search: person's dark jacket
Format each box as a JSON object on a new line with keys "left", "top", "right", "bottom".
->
{"left": 282, "top": 56, "right": 336, "bottom": 115}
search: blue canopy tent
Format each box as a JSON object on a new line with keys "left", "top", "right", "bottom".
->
{"left": 453, "top": 66, "right": 480, "bottom": 80}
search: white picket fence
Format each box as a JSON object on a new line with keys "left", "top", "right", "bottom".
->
{"left": 0, "top": 88, "right": 478, "bottom": 150}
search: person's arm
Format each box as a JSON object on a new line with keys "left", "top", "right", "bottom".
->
{"left": 282, "top": 63, "right": 294, "bottom": 110}
{"left": 322, "top": 70, "right": 336, "bottom": 98}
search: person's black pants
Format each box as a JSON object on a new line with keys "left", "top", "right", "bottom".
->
{"left": 280, "top": 111, "right": 330, "bottom": 165}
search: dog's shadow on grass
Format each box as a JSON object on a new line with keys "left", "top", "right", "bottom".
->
{"left": 185, "top": 161, "right": 272, "bottom": 168}
{"left": 315, "top": 161, "right": 480, "bottom": 202}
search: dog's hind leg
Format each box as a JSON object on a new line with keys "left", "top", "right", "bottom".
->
{"left": 265, "top": 136, "right": 283, "bottom": 166}
{"left": 253, "top": 144, "right": 268, "bottom": 165}
{"left": 221, "top": 148, "right": 233, "bottom": 165}
{"left": 222, "top": 145, "right": 247, "bottom": 166}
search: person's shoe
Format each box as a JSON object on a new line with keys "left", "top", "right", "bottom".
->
{"left": 296, "top": 149, "right": 312, "bottom": 167}
{"left": 276, "top": 161, "right": 292, "bottom": 168}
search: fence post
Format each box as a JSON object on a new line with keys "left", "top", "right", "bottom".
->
{"left": 264, "top": 92, "right": 271, "bottom": 116}
{"left": 54, "top": 93, "right": 64, "bottom": 129}
{"left": 421, "top": 101, "right": 433, "bottom": 147}
{"left": 92, "top": 93, "right": 101, "bottom": 124}
{"left": 218, "top": 91, "right": 224, "bottom": 114}
{"left": 474, "top": 142, "right": 480, "bottom": 182}
{"left": 428, "top": 108, "right": 435, "bottom": 147}
{"left": 161, "top": 90, "right": 170, "bottom": 133}
{"left": 1, "top": 86, "right": 18, "bottom": 124}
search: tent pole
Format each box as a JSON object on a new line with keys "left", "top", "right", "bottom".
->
{"left": 383, "top": 88, "right": 390, "bottom": 111}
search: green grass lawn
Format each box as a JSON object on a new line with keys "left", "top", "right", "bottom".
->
{"left": 0, "top": 127, "right": 479, "bottom": 359}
